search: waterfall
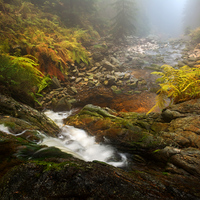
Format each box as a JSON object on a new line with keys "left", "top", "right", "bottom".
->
{"left": 0, "top": 110, "right": 127, "bottom": 167}
{"left": 41, "top": 110, "right": 128, "bottom": 167}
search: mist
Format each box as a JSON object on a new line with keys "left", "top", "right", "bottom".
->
{"left": 139, "top": 0, "right": 187, "bottom": 38}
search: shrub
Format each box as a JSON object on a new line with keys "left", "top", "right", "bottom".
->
{"left": 147, "top": 65, "right": 200, "bottom": 114}
{"left": 0, "top": 1, "right": 93, "bottom": 80}
{"left": 0, "top": 54, "right": 51, "bottom": 98}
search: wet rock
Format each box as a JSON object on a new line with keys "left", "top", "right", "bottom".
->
{"left": 162, "top": 109, "right": 185, "bottom": 122}
{"left": 70, "top": 86, "right": 78, "bottom": 94}
{"left": 87, "top": 80, "right": 96, "bottom": 87}
{"left": 92, "top": 52, "right": 104, "bottom": 61}
{"left": 66, "top": 99, "right": 200, "bottom": 180}
{"left": 154, "top": 146, "right": 200, "bottom": 177}
{"left": 127, "top": 82, "right": 137, "bottom": 89}
{"left": 80, "top": 104, "right": 118, "bottom": 119}
{"left": 66, "top": 105, "right": 164, "bottom": 152}
{"left": 89, "top": 66, "right": 98, "bottom": 72}
{"left": 124, "top": 73, "right": 131, "bottom": 80}
{"left": 0, "top": 116, "right": 39, "bottom": 135}
{"left": 103, "top": 61, "right": 116, "bottom": 71}
{"left": 106, "top": 74, "right": 116, "bottom": 85}
{"left": 164, "top": 98, "right": 200, "bottom": 115}
{"left": 53, "top": 96, "right": 72, "bottom": 112}
{"left": 110, "top": 56, "right": 120, "bottom": 65}
{"left": 170, "top": 148, "right": 200, "bottom": 177}
{"left": 1, "top": 158, "right": 200, "bottom": 200}
{"left": 0, "top": 95, "right": 59, "bottom": 136}
{"left": 111, "top": 86, "right": 122, "bottom": 94}
{"left": 75, "top": 77, "right": 82, "bottom": 83}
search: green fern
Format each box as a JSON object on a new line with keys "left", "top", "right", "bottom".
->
{"left": 147, "top": 65, "right": 200, "bottom": 114}
{"left": 0, "top": 2, "right": 92, "bottom": 80}
{"left": 0, "top": 54, "right": 50, "bottom": 99}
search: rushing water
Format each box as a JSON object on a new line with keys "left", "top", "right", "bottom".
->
{"left": 0, "top": 111, "right": 128, "bottom": 167}
{"left": 41, "top": 110, "right": 128, "bottom": 167}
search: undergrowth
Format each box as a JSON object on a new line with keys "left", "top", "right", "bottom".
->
{"left": 0, "top": 54, "right": 51, "bottom": 103}
{"left": 147, "top": 65, "right": 200, "bottom": 114}
{"left": 0, "top": 1, "right": 98, "bottom": 80}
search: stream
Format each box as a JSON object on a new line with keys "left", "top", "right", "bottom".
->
{"left": 40, "top": 110, "right": 128, "bottom": 167}
{"left": 0, "top": 111, "right": 128, "bottom": 167}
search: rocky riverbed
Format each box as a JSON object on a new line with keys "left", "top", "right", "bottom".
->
{"left": 38, "top": 35, "right": 192, "bottom": 113}
{"left": 1, "top": 35, "right": 200, "bottom": 199}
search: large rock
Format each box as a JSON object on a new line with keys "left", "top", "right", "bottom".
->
{"left": 0, "top": 153, "right": 200, "bottom": 200}
{"left": 66, "top": 101, "right": 200, "bottom": 179}
{"left": 0, "top": 95, "right": 59, "bottom": 136}
{"left": 51, "top": 77, "right": 62, "bottom": 89}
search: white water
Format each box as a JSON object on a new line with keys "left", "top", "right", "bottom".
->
{"left": 42, "top": 110, "right": 128, "bottom": 167}
{"left": 0, "top": 124, "right": 11, "bottom": 134}
{"left": 0, "top": 113, "right": 128, "bottom": 167}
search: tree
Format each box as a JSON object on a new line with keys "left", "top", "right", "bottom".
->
{"left": 111, "top": 0, "right": 137, "bottom": 42}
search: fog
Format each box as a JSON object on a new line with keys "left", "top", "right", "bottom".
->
{"left": 139, "top": 0, "right": 187, "bottom": 38}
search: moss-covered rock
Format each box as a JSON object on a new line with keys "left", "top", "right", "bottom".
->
{"left": 0, "top": 157, "right": 200, "bottom": 200}
{"left": 0, "top": 94, "right": 60, "bottom": 137}
{"left": 66, "top": 104, "right": 166, "bottom": 153}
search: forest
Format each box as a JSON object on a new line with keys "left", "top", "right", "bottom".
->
{"left": 1, "top": 0, "right": 200, "bottom": 199}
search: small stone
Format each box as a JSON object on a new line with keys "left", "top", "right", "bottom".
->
{"left": 89, "top": 67, "right": 98, "bottom": 72}
{"left": 103, "top": 80, "right": 109, "bottom": 86}
{"left": 71, "top": 87, "right": 78, "bottom": 94}
{"left": 75, "top": 78, "right": 82, "bottom": 83}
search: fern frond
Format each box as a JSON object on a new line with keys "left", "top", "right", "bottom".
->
{"left": 148, "top": 64, "right": 200, "bottom": 114}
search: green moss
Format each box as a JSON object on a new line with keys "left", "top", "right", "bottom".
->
{"left": 2, "top": 122, "right": 16, "bottom": 129}
{"left": 30, "top": 160, "right": 66, "bottom": 172}
{"left": 14, "top": 144, "right": 74, "bottom": 161}
{"left": 30, "top": 160, "right": 84, "bottom": 172}
{"left": 79, "top": 110, "right": 104, "bottom": 118}
{"left": 118, "top": 112, "right": 139, "bottom": 119}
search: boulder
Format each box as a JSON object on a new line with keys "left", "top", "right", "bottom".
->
{"left": 110, "top": 56, "right": 120, "bottom": 65}
{"left": 53, "top": 96, "right": 72, "bottom": 112}
{"left": 66, "top": 100, "right": 200, "bottom": 180}
{"left": 0, "top": 95, "right": 59, "bottom": 136}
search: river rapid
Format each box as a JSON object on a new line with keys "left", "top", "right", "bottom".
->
{"left": 41, "top": 110, "right": 128, "bottom": 167}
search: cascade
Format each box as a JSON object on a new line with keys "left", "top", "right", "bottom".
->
{"left": 0, "top": 110, "right": 128, "bottom": 167}
{"left": 41, "top": 110, "right": 128, "bottom": 167}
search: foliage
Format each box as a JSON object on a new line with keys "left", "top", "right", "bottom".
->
{"left": 147, "top": 65, "right": 200, "bottom": 114}
{"left": 111, "top": 0, "right": 137, "bottom": 42}
{"left": 29, "top": 0, "right": 98, "bottom": 29}
{"left": 0, "top": 1, "right": 94, "bottom": 80}
{"left": 0, "top": 54, "right": 50, "bottom": 98}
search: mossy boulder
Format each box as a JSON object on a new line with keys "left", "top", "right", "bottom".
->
{"left": 66, "top": 104, "right": 167, "bottom": 153}
{"left": 66, "top": 103, "right": 200, "bottom": 179}
{"left": 1, "top": 155, "right": 200, "bottom": 200}
{"left": 0, "top": 94, "right": 60, "bottom": 137}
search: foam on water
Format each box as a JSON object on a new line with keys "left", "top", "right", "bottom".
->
{"left": 43, "top": 110, "right": 128, "bottom": 167}
{"left": 0, "top": 111, "right": 128, "bottom": 167}
{"left": 0, "top": 124, "right": 11, "bottom": 134}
